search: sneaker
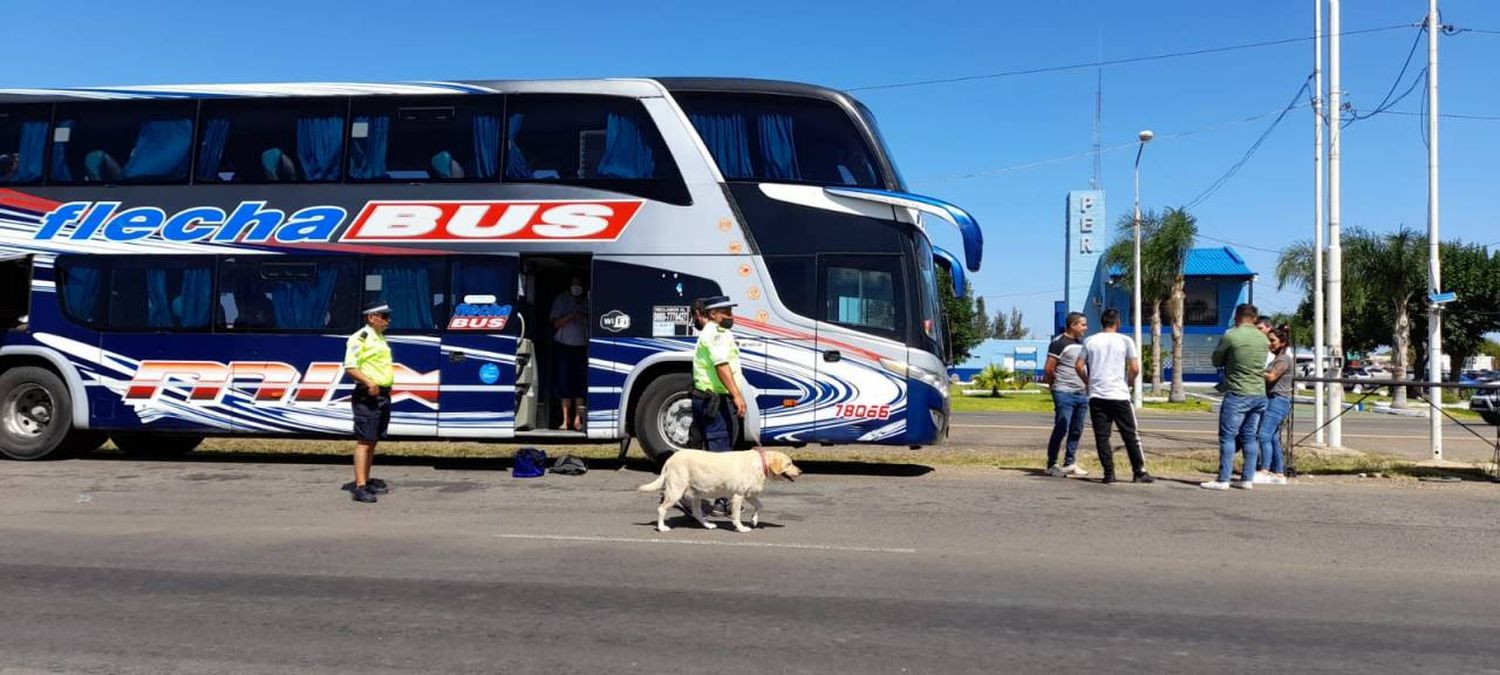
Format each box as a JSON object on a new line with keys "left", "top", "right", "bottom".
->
{"left": 1101, "top": 475, "right": 1118, "bottom": 485}
{"left": 1232, "top": 480, "right": 1254, "bottom": 490}
{"left": 1133, "top": 472, "right": 1156, "bottom": 484}
{"left": 711, "top": 498, "right": 731, "bottom": 516}
{"left": 1045, "top": 465, "right": 1064, "bottom": 477}
{"left": 342, "top": 479, "right": 389, "bottom": 494}
{"left": 1269, "top": 474, "right": 1288, "bottom": 485}
{"left": 350, "top": 485, "right": 378, "bottom": 503}
{"left": 1251, "top": 472, "right": 1271, "bottom": 485}
{"left": 1061, "top": 464, "right": 1089, "bottom": 477}
{"left": 1200, "top": 481, "right": 1230, "bottom": 491}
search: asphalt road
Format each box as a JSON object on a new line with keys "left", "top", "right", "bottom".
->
{"left": 3, "top": 456, "right": 1499, "bottom": 673}
{"left": 950, "top": 408, "right": 1500, "bottom": 463}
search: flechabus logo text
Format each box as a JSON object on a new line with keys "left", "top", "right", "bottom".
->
{"left": 32, "top": 199, "right": 644, "bottom": 244}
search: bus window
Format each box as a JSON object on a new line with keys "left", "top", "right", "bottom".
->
{"left": 50, "top": 100, "right": 196, "bottom": 185}
{"left": 0, "top": 254, "right": 31, "bottom": 328}
{"left": 364, "top": 258, "right": 448, "bottom": 331}
{"left": 504, "top": 95, "right": 689, "bottom": 205}
{"left": 348, "top": 96, "right": 502, "bottom": 182}
{"left": 675, "top": 93, "right": 881, "bottom": 188}
{"left": 217, "top": 257, "right": 359, "bottom": 332}
{"left": 108, "top": 257, "right": 215, "bottom": 331}
{"left": 196, "top": 98, "right": 346, "bottom": 183}
{"left": 764, "top": 255, "right": 815, "bottom": 319}
{"left": 0, "top": 105, "right": 51, "bottom": 185}
{"left": 820, "top": 255, "right": 906, "bottom": 341}
{"left": 56, "top": 256, "right": 104, "bottom": 327}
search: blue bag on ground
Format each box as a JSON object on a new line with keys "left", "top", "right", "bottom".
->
{"left": 512, "top": 447, "right": 547, "bottom": 478}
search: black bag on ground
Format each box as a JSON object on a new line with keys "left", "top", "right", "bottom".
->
{"left": 549, "top": 454, "right": 588, "bottom": 476}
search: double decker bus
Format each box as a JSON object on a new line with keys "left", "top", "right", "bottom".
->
{"left": 0, "top": 78, "right": 981, "bottom": 462}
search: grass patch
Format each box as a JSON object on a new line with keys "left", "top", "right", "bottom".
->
{"left": 951, "top": 393, "right": 1211, "bottom": 414}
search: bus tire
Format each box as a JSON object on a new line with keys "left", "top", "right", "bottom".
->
{"left": 0, "top": 366, "right": 78, "bottom": 460}
{"left": 634, "top": 372, "right": 695, "bottom": 464}
{"left": 111, "top": 432, "right": 204, "bottom": 459}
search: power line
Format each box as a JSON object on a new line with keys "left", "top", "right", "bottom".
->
{"left": 844, "top": 24, "right": 1412, "bottom": 93}
{"left": 1379, "top": 110, "right": 1500, "bottom": 121}
{"left": 1183, "top": 75, "right": 1314, "bottom": 210}
{"left": 1343, "top": 25, "right": 1427, "bottom": 126}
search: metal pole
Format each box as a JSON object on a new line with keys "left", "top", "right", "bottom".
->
{"left": 1133, "top": 144, "right": 1145, "bottom": 409}
{"left": 1313, "top": 0, "right": 1327, "bottom": 445}
{"left": 1327, "top": 0, "right": 1344, "bottom": 448}
{"left": 1426, "top": 0, "right": 1444, "bottom": 460}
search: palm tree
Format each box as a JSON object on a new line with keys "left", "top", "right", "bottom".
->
{"left": 1275, "top": 239, "right": 1317, "bottom": 293}
{"left": 1153, "top": 208, "right": 1198, "bottom": 403}
{"left": 1104, "top": 210, "right": 1172, "bottom": 394}
{"left": 1346, "top": 227, "right": 1427, "bottom": 408}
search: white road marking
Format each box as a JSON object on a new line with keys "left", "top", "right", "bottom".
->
{"left": 496, "top": 533, "right": 916, "bottom": 554}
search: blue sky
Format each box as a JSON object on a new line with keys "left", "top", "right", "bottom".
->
{"left": 7, "top": 0, "right": 1498, "bottom": 335}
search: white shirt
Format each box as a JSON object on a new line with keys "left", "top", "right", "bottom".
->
{"left": 1082, "top": 331, "right": 1139, "bottom": 401}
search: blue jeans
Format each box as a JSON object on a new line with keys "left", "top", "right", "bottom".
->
{"left": 1047, "top": 390, "right": 1089, "bottom": 467}
{"left": 1218, "top": 393, "right": 1267, "bottom": 483}
{"left": 1257, "top": 395, "right": 1290, "bottom": 474}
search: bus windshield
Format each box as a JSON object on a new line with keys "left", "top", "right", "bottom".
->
{"left": 675, "top": 93, "right": 882, "bottom": 188}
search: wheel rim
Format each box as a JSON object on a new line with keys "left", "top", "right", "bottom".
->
{"left": 656, "top": 393, "right": 695, "bottom": 451}
{"left": 3, "top": 384, "right": 54, "bottom": 439}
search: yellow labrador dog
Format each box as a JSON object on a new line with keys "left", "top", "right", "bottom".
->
{"left": 638, "top": 449, "right": 802, "bottom": 532}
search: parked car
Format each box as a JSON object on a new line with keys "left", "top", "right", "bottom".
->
{"left": 1342, "top": 366, "right": 1392, "bottom": 394}
{"left": 1471, "top": 387, "right": 1500, "bottom": 426}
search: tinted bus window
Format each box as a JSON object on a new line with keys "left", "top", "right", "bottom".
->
{"left": 505, "top": 95, "right": 689, "bottom": 205}
{"left": 197, "top": 98, "right": 346, "bottom": 183}
{"left": 50, "top": 101, "right": 196, "bottom": 185}
{"left": 348, "top": 96, "right": 501, "bottom": 182}
{"left": 108, "top": 257, "right": 215, "bottom": 331}
{"left": 0, "top": 105, "right": 51, "bottom": 185}
{"left": 364, "top": 258, "right": 447, "bottom": 331}
{"left": 56, "top": 257, "right": 105, "bottom": 326}
{"left": 821, "top": 255, "right": 906, "bottom": 340}
{"left": 765, "top": 256, "right": 815, "bottom": 319}
{"left": 676, "top": 93, "right": 880, "bottom": 187}
{"left": 217, "top": 257, "right": 359, "bottom": 332}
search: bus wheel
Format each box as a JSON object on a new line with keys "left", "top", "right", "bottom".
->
{"left": 111, "top": 433, "right": 204, "bottom": 459}
{"left": 0, "top": 366, "right": 78, "bottom": 460}
{"left": 634, "top": 372, "right": 695, "bottom": 464}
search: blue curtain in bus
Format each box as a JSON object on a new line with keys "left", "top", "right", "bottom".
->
{"left": 195, "top": 118, "right": 230, "bottom": 182}
{"left": 452, "top": 262, "right": 506, "bottom": 301}
{"left": 598, "top": 113, "right": 654, "bottom": 179}
{"left": 270, "top": 270, "right": 338, "bottom": 329}
{"left": 12, "top": 121, "right": 47, "bottom": 183}
{"left": 122, "top": 119, "right": 192, "bottom": 181}
{"left": 504, "top": 113, "right": 532, "bottom": 179}
{"left": 62, "top": 263, "right": 100, "bottom": 323}
{"left": 349, "top": 115, "right": 390, "bottom": 180}
{"left": 49, "top": 121, "right": 74, "bottom": 183}
{"left": 373, "top": 264, "right": 434, "bottom": 330}
{"left": 297, "top": 116, "right": 345, "bottom": 181}
{"left": 177, "top": 268, "right": 213, "bottom": 328}
{"left": 757, "top": 114, "right": 801, "bottom": 180}
{"left": 687, "top": 113, "right": 751, "bottom": 179}
{"left": 145, "top": 270, "right": 174, "bottom": 328}
{"left": 471, "top": 114, "right": 499, "bottom": 179}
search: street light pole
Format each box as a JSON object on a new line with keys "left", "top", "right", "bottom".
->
{"left": 1312, "top": 0, "right": 1326, "bottom": 446}
{"left": 1133, "top": 129, "right": 1154, "bottom": 409}
{"left": 1426, "top": 0, "right": 1444, "bottom": 461}
{"left": 1327, "top": 0, "right": 1344, "bottom": 448}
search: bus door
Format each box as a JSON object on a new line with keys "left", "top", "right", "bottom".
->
{"left": 517, "top": 255, "right": 592, "bottom": 436}
{"left": 439, "top": 257, "right": 521, "bottom": 438}
{"left": 813, "top": 254, "right": 908, "bottom": 443}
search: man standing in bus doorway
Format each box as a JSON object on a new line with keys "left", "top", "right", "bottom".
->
{"left": 549, "top": 274, "right": 589, "bottom": 431}
{"left": 1042, "top": 312, "right": 1090, "bottom": 478}
{"left": 692, "top": 295, "right": 746, "bottom": 453}
{"left": 343, "top": 302, "right": 395, "bottom": 504}
{"left": 1080, "top": 308, "right": 1155, "bottom": 485}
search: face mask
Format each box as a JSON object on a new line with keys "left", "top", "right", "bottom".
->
{"left": 719, "top": 317, "right": 735, "bottom": 331}
{"left": 570, "top": 285, "right": 583, "bottom": 297}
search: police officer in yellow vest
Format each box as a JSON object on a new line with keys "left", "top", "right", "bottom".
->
{"left": 692, "top": 295, "right": 746, "bottom": 452}
{"left": 343, "top": 302, "right": 394, "bottom": 503}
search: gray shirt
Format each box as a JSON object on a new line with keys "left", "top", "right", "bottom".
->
{"left": 1267, "top": 351, "right": 1295, "bottom": 397}
{"left": 1047, "top": 334, "right": 1087, "bottom": 394}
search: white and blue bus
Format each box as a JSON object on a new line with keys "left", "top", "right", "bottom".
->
{"left": 0, "top": 78, "right": 981, "bottom": 461}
